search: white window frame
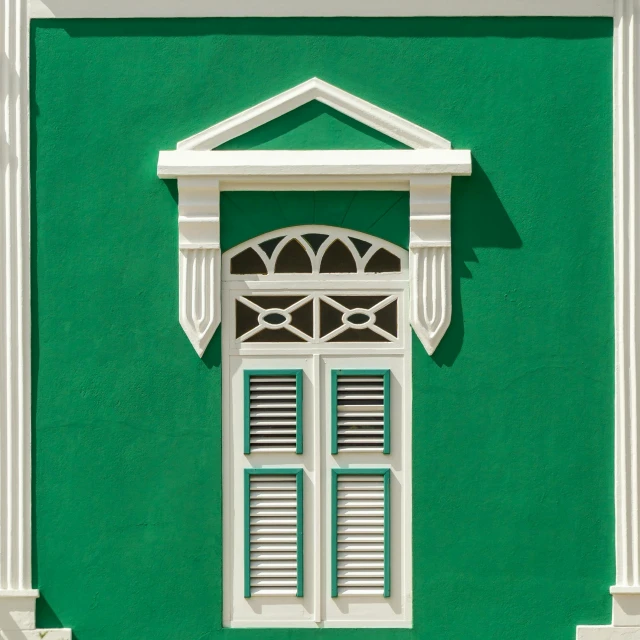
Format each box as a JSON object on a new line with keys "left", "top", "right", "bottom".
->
{"left": 222, "top": 227, "right": 412, "bottom": 628}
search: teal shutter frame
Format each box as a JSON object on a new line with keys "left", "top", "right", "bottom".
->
{"left": 331, "top": 468, "right": 390, "bottom": 598}
{"left": 244, "top": 369, "right": 304, "bottom": 454}
{"left": 244, "top": 468, "right": 304, "bottom": 598}
{"left": 331, "top": 369, "right": 390, "bottom": 454}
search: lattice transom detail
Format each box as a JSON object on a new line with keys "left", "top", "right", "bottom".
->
{"left": 225, "top": 227, "right": 407, "bottom": 279}
{"left": 235, "top": 293, "right": 399, "bottom": 344}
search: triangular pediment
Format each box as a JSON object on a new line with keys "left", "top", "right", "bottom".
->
{"left": 216, "top": 102, "right": 410, "bottom": 151}
{"left": 177, "top": 77, "right": 451, "bottom": 151}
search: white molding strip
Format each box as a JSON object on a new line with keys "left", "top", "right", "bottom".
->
{"left": 28, "top": 0, "right": 615, "bottom": 19}
{"left": 178, "top": 78, "right": 451, "bottom": 151}
{"left": 0, "top": 0, "right": 71, "bottom": 636}
{"left": 577, "top": 1, "right": 640, "bottom": 636}
{"left": 1, "top": 0, "right": 33, "bottom": 597}
{"left": 158, "top": 150, "right": 472, "bottom": 181}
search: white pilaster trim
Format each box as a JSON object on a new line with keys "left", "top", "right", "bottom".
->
{"left": 1, "top": 0, "right": 31, "bottom": 597}
{"left": 0, "top": 0, "right": 70, "bottom": 636}
{"left": 28, "top": 0, "right": 615, "bottom": 19}
{"left": 577, "top": 1, "right": 640, "bottom": 636}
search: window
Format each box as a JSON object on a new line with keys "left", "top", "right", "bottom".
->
{"left": 222, "top": 227, "right": 412, "bottom": 628}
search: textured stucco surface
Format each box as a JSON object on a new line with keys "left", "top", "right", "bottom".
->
{"left": 31, "top": 17, "right": 613, "bottom": 640}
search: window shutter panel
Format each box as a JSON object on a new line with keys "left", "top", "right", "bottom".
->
{"left": 244, "top": 370, "right": 303, "bottom": 454}
{"left": 245, "top": 470, "right": 303, "bottom": 598}
{"left": 332, "top": 470, "right": 390, "bottom": 598}
{"left": 331, "top": 370, "right": 390, "bottom": 454}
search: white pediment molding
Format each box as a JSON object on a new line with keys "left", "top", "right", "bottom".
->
{"left": 176, "top": 77, "right": 451, "bottom": 151}
{"left": 158, "top": 79, "right": 472, "bottom": 357}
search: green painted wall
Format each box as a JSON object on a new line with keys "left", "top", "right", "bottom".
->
{"left": 31, "top": 17, "right": 613, "bottom": 640}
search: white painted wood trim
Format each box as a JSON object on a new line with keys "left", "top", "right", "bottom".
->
{"left": 158, "top": 150, "right": 472, "bottom": 180}
{"left": 177, "top": 78, "right": 451, "bottom": 151}
{"left": 0, "top": 0, "right": 32, "bottom": 599}
{"left": 577, "top": 1, "right": 640, "bottom": 636}
{"left": 28, "top": 0, "right": 615, "bottom": 19}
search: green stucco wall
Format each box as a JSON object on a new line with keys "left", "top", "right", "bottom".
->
{"left": 31, "top": 17, "right": 613, "bottom": 640}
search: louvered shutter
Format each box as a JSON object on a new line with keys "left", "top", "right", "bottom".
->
{"left": 245, "top": 470, "right": 303, "bottom": 598}
{"left": 244, "top": 370, "right": 303, "bottom": 454}
{"left": 331, "top": 370, "right": 390, "bottom": 454}
{"left": 332, "top": 469, "right": 390, "bottom": 597}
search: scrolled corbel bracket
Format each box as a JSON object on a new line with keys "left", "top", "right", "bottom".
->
{"left": 177, "top": 177, "right": 221, "bottom": 356}
{"left": 409, "top": 176, "right": 453, "bottom": 355}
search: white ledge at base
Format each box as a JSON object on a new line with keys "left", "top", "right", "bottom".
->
{"left": 0, "top": 591, "right": 39, "bottom": 599}
{"left": 578, "top": 627, "right": 640, "bottom": 639}
{"left": 0, "top": 590, "right": 71, "bottom": 639}
{"left": 158, "top": 149, "right": 473, "bottom": 182}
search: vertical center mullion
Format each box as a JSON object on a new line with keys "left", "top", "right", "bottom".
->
{"left": 312, "top": 353, "right": 322, "bottom": 622}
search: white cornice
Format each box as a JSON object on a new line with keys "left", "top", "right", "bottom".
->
{"left": 158, "top": 150, "right": 472, "bottom": 181}
{"left": 29, "top": 0, "right": 614, "bottom": 19}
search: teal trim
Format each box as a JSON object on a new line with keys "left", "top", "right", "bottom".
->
{"left": 244, "top": 468, "right": 304, "bottom": 599}
{"left": 295, "top": 468, "right": 304, "bottom": 597}
{"left": 383, "top": 468, "right": 390, "bottom": 597}
{"left": 243, "top": 469, "right": 251, "bottom": 598}
{"left": 382, "top": 370, "right": 390, "bottom": 455}
{"left": 331, "top": 469, "right": 338, "bottom": 597}
{"left": 330, "top": 369, "right": 391, "bottom": 455}
{"left": 331, "top": 371, "right": 338, "bottom": 455}
{"left": 243, "top": 369, "right": 303, "bottom": 455}
{"left": 243, "top": 370, "right": 251, "bottom": 455}
{"left": 331, "top": 468, "right": 391, "bottom": 598}
{"left": 295, "top": 370, "right": 304, "bottom": 455}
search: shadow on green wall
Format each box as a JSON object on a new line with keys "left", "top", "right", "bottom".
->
{"left": 433, "top": 161, "right": 522, "bottom": 367}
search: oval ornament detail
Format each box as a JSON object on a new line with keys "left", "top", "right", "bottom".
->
{"left": 259, "top": 309, "right": 292, "bottom": 329}
{"left": 343, "top": 308, "right": 374, "bottom": 329}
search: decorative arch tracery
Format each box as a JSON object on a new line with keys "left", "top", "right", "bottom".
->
{"left": 225, "top": 226, "right": 406, "bottom": 277}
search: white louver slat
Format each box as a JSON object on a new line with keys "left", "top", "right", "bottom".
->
{"left": 333, "top": 372, "right": 389, "bottom": 453}
{"left": 333, "top": 472, "right": 389, "bottom": 598}
{"left": 246, "top": 472, "right": 302, "bottom": 598}
{"left": 245, "top": 372, "right": 302, "bottom": 453}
